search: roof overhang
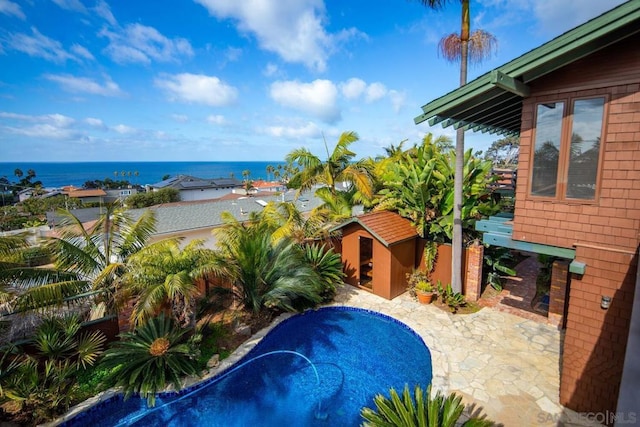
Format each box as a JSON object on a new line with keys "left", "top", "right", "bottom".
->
{"left": 414, "top": 1, "right": 640, "bottom": 137}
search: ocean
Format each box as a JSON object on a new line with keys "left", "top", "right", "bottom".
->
{"left": 0, "top": 161, "right": 288, "bottom": 189}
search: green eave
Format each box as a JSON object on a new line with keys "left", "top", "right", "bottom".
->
{"left": 414, "top": 1, "right": 640, "bottom": 136}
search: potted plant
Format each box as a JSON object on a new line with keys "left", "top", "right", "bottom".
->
{"left": 407, "top": 269, "right": 436, "bottom": 304}
{"left": 415, "top": 280, "right": 435, "bottom": 304}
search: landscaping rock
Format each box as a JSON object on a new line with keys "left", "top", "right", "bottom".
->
{"left": 207, "top": 354, "right": 220, "bottom": 369}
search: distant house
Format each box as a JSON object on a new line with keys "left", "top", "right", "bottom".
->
{"left": 414, "top": 2, "right": 639, "bottom": 418}
{"left": 249, "top": 180, "right": 285, "bottom": 193}
{"left": 104, "top": 187, "right": 139, "bottom": 203}
{"left": 148, "top": 175, "right": 242, "bottom": 202}
{"left": 17, "top": 188, "right": 35, "bottom": 202}
{"left": 65, "top": 188, "right": 106, "bottom": 205}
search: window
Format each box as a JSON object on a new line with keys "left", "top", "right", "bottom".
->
{"left": 120, "top": 190, "right": 131, "bottom": 196}
{"left": 530, "top": 97, "right": 605, "bottom": 200}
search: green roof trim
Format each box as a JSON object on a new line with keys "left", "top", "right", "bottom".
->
{"left": 414, "top": 1, "right": 640, "bottom": 136}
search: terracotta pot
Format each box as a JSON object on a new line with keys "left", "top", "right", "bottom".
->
{"left": 416, "top": 290, "right": 434, "bottom": 304}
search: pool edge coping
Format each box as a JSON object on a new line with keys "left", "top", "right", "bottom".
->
{"left": 49, "top": 305, "right": 433, "bottom": 426}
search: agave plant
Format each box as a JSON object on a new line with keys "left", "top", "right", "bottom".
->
{"left": 100, "top": 314, "right": 201, "bottom": 406}
{"left": 361, "top": 384, "right": 494, "bottom": 427}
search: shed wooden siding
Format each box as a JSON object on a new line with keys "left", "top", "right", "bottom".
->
{"left": 340, "top": 223, "right": 416, "bottom": 300}
{"left": 513, "top": 34, "right": 640, "bottom": 415}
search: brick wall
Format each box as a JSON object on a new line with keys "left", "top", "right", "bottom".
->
{"left": 548, "top": 259, "right": 570, "bottom": 328}
{"left": 561, "top": 247, "right": 637, "bottom": 416}
{"left": 513, "top": 33, "right": 639, "bottom": 417}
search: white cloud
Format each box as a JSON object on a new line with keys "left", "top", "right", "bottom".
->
{"left": 51, "top": 0, "right": 87, "bottom": 13}
{"left": 70, "top": 44, "right": 94, "bottom": 60}
{"left": 388, "top": 90, "right": 407, "bottom": 113}
{"left": 155, "top": 73, "right": 238, "bottom": 106}
{"left": 5, "top": 124, "right": 77, "bottom": 139}
{"left": 0, "top": 112, "right": 78, "bottom": 140}
{"left": 0, "top": 112, "right": 75, "bottom": 126}
{"left": 340, "top": 78, "right": 366, "bottom": 100}
{"left": 225, "top": 47, "right": 242, "bottom": 62}
{"left": 270, "top": 79, "right": 340, "bottom": 123}
{"left": 44, "top": 74, "right": 124, "bottom": 97}
{"left": 206, "top": 114, "right": 226, "bottom": 125}
{"left": 94, "top": 0, "right": 117, "bottom": 25}
{"left": 84, "top": 117, "right": 105, "bottom": 128}
{"left": 0, "top": 0, "right": 25, "bottom": 19}
{"left": 340, "top": 78, "right": 388, "bottom": 103}
{"left": 263, "top": 63, "right": 280, "bottom": 77}
{"left": 365, "top": 82, "right": 387, "bottom": 102}
{"left": 113, "top": 124, "right": 135, "bottom": 134}
{"left": 7, "top": 27, "right": 76, "bottom": 63}
{"left": 100, "top": 23, "right": 193, "bottom": 64}
{"left": 171, "top": 114, "right": 189, "bottom": 123}
{"left": 262, "top": 121, "right": 321, "bottom": 139}
{"left": 195, "top": 0, "right": 362, "bottom": 72}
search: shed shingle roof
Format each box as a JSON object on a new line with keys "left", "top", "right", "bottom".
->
{"left": 334, "top": 211, "right": 417, "bottom": 247}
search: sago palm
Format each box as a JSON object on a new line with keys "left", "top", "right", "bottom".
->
{"left": 100, "top": 314, "right": 200, "bottom": 406}
{"left": 361, "top": 384, "right": 494, "bottom": 427}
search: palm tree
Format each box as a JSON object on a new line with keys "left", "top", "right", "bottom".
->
{"left": 286, "top": 131, "right": 374, "bottom": 201}
{"left": 266, "top": 164, "right": 275, "bottom": 181}
{"left": 122, "top": 238, "right": 219, "bottom": 328}
{"left": 415, "top": 0, "right": 497, "bottom": 293}
{"left": 12, "top": 202, "right": 156, "bottom": 315}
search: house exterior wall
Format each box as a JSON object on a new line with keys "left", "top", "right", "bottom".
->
{"left": 149, "top": 227, "right": 219, "bottom": 249}
{"left": 514, "top": 34, "right": 640, "bottom": 416}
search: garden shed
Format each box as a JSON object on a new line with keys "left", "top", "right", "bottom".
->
{"left": 333, "top": 210, "right": 418, "bottom": 300}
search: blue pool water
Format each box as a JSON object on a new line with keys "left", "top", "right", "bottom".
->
{"left": 64, "top": 307, "right": 432, "bottom": 426}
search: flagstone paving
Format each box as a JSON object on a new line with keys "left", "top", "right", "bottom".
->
{"left": 329, "top": 285, "right": 602, "bottom": 426}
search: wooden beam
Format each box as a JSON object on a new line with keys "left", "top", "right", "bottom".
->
{"left": 491, "top": 70, "right": 530, "bottom": 97}
{"left": 483, "top": 232, "right": 576, "bottom": 259}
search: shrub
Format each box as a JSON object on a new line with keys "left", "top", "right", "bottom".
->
{"left": 126, "top": 188, "right": 180, "bottom": 208}
{"left": 0, "top": 315, "right": 105, "bottom": 424}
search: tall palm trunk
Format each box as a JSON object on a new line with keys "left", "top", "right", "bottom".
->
{"left": 451, "top": 0, "right": 470, "bottom": 294}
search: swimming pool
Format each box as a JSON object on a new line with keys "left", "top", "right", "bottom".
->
{"left": 63, "top": 306, "right": 433, "bottom": 426}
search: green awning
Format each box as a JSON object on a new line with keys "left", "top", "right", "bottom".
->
{"left": 414, "top": 1, "right": 640, "bottom": 136}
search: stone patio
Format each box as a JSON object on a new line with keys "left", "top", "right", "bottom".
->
{"left": 328, "top": 284, "right": 601, "bottom": 426}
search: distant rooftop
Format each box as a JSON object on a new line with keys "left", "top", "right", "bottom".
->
{"left": 150, "top": 175, "right": 242, "bottom": 190}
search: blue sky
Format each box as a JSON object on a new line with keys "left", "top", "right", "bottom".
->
{"left": 0, "top": 0, "right": 627, "bottom": 162}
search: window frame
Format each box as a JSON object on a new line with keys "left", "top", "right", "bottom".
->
{"left": 528, "top": 94, "right": 608, "bottom": 203}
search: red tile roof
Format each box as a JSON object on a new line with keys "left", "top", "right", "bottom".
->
{"left": 335, "top": 210, "right": 418, "bottom": 247}
{"left": 67, "top": 189, "right": 107, "bottom": 198}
